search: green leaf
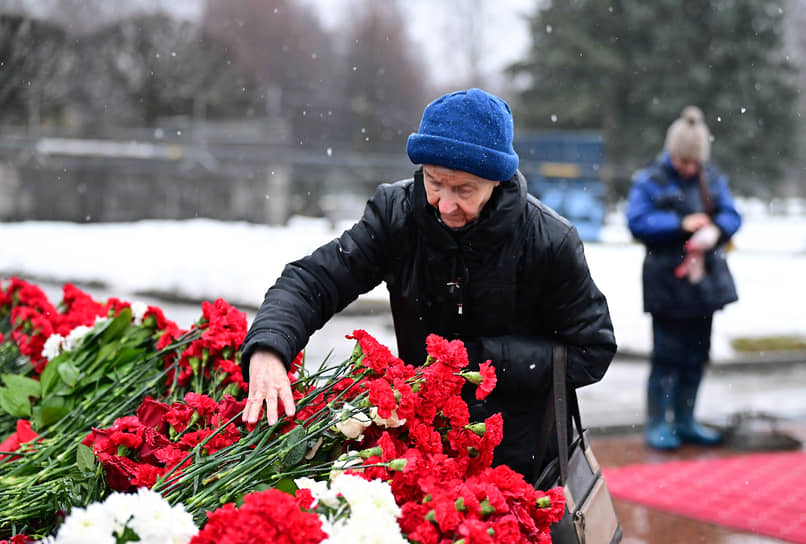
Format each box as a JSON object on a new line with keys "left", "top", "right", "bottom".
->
{"left": 39, "top": 358, "right": 63, "bottom": 398}
{"left": 76, "top": 443, "right": 97, "bottom": 475}
{"left": 273, "top": 478, "right": 299, "bottom": 495}
{"left": 117, "top": 526, "right": 140, "bottom": 543}
{"left": 34, "top": 396, "right": 69, "bottom": 428}
{"left": 0, "top": 386, "right": 32, "bottom": 417}
{"left": 101, "top": 308, "right": 133, "bottom": 344}
{"left": 57, "top": 361, "right": 81, "bottom": 388}
{"left": 114, "top": 347, "right": 146, "bottom": 367}
{"left": 93, "top": 343, "right": 118, "bottom": 366}
{"left": 282, "top": 425, "right": 308, "bottom": 467}
{"left": 1, "top": 374, "right": 41, "bottom": 400}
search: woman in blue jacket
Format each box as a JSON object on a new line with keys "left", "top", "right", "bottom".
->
{"left": 627, "top": 106, "right": 741, "bottom": 450}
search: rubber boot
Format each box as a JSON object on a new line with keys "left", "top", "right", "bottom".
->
{"left": 645, "top": 371, "right": 680, "bottom": 450}
{"left": 674, "top": 383, "right": 722, "bottom": 445}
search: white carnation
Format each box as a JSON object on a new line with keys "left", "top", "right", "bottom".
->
{"left": 51, "top": 489, "right": 197, "bottom": 544}
{"left": 165, "top": 505, "right": 199, "bottom": 544}
{"left": 101, "top": 492, "right": 137, "bottom": 535}
{"left": 334, "top": 403, "right": 372, "bottom": 440}
{"left": 370, "top": 406, "right": 406, "bottom": 428}
{"left": 332, "top": 475, "right": 401, "bottom": 521}
{"left": 41, "top": 333, "right": 64, "bottom": 360}
{"left": 63, "top": 325, "right": 93, "bottom": 352}
{"left": 296, "top": 476, "right": 340, "bottom": 508}
{"left": 54, "top": 503, "right": 116, "bottom": 544}
{"left": 125, "top": 489, "right": 197, "bottom": 544}
{"left": 338, "top": 517, "right": 406, "bottom": 544}
{"left": 131, "top": 301, "right": 149, "bottom": 325}
{"left": 320, "top": 475, "right": 405, "bottom": 544}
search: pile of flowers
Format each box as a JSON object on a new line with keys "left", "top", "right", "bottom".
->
{"left": 0, "top": 277, "right": 565, "bottom": 543}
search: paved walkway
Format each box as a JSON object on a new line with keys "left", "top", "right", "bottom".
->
{"left": 578, "top": 356, "right": 806, "bottom": 433}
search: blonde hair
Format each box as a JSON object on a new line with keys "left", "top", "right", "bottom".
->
{"left": 664, "top": 106, "right": 711, "bottom": 163}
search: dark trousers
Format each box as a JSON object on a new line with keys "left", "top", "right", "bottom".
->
{"left": 650, "top": 314, "right": 713, "bottom": 386}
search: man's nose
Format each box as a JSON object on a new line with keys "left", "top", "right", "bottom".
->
{"left": 439, "top": 194, "right": 457, "bottom": 214}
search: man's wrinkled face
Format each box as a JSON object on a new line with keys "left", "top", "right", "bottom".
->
{"left": 423, "top": 165, "right": 500, "bottom": 229}
{"left": 671, "top": 156, "right": 701, "bottom": 179}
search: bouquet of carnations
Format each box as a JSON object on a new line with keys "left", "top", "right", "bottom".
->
{"left": 0, "top": 277, "right": 565, "bottom": 543}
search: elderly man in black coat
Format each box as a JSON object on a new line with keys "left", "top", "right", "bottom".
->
{"left": 240, "top": 88, "right": 616, "bottom": 478}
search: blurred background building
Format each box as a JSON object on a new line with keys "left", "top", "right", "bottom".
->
{"left": 1, "top": 0, "right": 804, "bottom": 232}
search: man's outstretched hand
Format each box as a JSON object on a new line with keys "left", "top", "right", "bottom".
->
{"left": 242, "top": 349, "right": 296, "bottom": 425}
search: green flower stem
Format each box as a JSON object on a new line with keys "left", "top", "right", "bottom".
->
{"left": 158, "top": 391, "right": 350, "bottom": 514}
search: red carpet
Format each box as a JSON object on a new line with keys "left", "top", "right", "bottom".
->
{"left": 602, "top": 452, "right": 806, "bottom": 543}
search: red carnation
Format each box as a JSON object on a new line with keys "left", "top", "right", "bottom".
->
{"left": 368, "top": 377, "right": 398, "bottom": 418}
{"left": 476, "top": 361, "right": 497, "bottom": 400}
{"left": 97, "top": 452, "right": 140, "bottom": 491}
{"left": 0, "top": 420, "right": 39, "bottom": 461}
{"left": 131, "top": 463, "right": 166, "bottom": 488}
{"left": 456, "top": 518, "right": 496, "bottom": 544}
{"left": 82, "top": 427, "right": 115, "bottom": 456}
{"left": 165, "top": 404, "right": 195, "bottom": 432}
{"left": 0, "top": 535, "right": 33, "bottom": 544}
{"left": 136, "top": 396, "right": 171, "bottom": 432}
{"left": 184, "top": 392, "right": 219, "bottom": 421}
{"left": 190, "top": 488, "right": 326, "bottom": 544}
{"left": 216, "top": 394, "right": 246, "bottom": 425}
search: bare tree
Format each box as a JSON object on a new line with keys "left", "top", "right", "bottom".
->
{"left": 0, "top": 14, "right": 73, "bottom": 130}
{"left": 203, "top": 0, "right": 340, "bottom": 143}
{"left": 339, "top": 0, "right": 430, "bottom": 151}
{"left": 398, "top": 0, "right": 506, "bottom": 92}
{"left": 0, "top": 0, "right": 184, "bottom": 35}
{"left": 62, "top": 13, "right": 252, "bottom": 130}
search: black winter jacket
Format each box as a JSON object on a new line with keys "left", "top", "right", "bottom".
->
{"left": 241, "top": 169, "right": 617, "bottom": 477}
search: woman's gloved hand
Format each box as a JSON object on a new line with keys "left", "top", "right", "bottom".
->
{"left": 675, "top": 223, "right": 720, "bottom": 283}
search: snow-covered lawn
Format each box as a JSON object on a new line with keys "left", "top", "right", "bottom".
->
{"left": 2, "top": 198, "right": 804, "bottom": 362}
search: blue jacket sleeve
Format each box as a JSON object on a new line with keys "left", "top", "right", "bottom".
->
{"left": 626, "top": 172, "right": 683, "bottom": 245}
{"left": 711, "top": 173, "right": 742, "bottom": 239}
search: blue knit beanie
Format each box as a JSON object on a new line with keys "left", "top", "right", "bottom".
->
{"left": 407, "top": 88, "right": 519, "bottom": 182}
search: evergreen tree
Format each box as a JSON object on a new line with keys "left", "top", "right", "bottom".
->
{"left": 510, "top": 0, "right": 798, "bottom": 197}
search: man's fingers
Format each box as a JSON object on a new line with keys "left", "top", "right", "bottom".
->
{"left": 242, "top": 396, "right": 263, "bottom": 424}
{"left": 279, "top": 385, "right": 296, "bottom": 418}
{"left": 265, "top": 389, "right": 279, "bottom": 425}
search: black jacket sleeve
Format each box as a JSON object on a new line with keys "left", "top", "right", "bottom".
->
{"left": 468, "top": 224, "right": 616, "bottom": 394}
{"left": 239, "top": 186, "right": 395, "bottom": 379}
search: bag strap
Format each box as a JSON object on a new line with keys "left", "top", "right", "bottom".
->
{"left": 532, "top": 343, "right": 586, "bottom": 485}
{"left": 554, "top": 343, "right": 570, "bottom": 484}
{"left": 532, "top": 376, "right": 555, "bottom": 481}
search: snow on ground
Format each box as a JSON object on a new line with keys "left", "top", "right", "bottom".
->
{"left": 2, "top": 198, "right": 805, "bottom": 362}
